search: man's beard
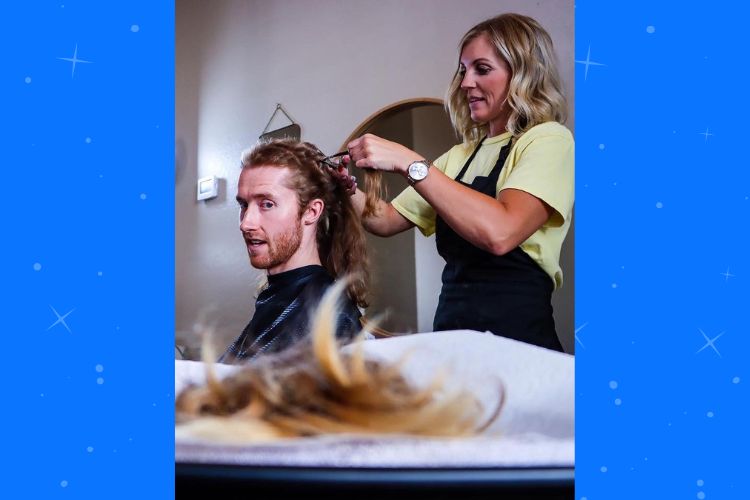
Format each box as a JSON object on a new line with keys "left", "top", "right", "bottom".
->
{"left": 248, "top": 219, "right": 303, "bottom": 271}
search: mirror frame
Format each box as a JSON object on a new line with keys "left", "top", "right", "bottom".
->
{"left": 339, "top": 97, "right": 444, "bottom": 151}
{"left": 339, "top": 97, "right": 448, "bottom": 338}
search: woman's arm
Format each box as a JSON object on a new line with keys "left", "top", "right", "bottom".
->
{"left": 347, "top": 134, "right": 554, "bottom": 255}
{"left": 412, "top": 168, "right": 552, "bottom": 255}
{"left": 331, "top": 159, "right": 414, "bottom": 237}
{"left": 350, "top": 186, "right": 414, "bottom": 237}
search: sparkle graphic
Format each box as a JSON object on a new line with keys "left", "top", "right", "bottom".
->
{"left": 575, "top": 322, "right": 588, "bottom": 348}
{"left": 699, "top": 127, "right": 713, "bottom": 141}
{"left": 576, "top": 45, "right": 605, "bottom": 81}
{"left": 696, "top": 328, "right": 724, "bottom": 357}
{"left": 57, "top": 44, "right": 93, "bottom": 78}
{"left": 47, "top": 306, "right": 75, "bottom": 333}
{"left": 720, "top": 267, "right": 735, "bottom": 282}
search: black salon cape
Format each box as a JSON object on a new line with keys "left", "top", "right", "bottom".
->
{"left": 219, "top": 265, "right": 361, "bottom": 362}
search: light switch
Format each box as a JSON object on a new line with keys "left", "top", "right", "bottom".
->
{"left": 197, "top": 175, "right": 218, "bottom": 201}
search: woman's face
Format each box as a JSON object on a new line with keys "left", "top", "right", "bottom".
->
{"left": 459, "top": 34, "right": 511, "bottom": 136}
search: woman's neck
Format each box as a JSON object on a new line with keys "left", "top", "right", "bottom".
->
{"left": 487, "top": 109, "right": 511, "bottom": 137}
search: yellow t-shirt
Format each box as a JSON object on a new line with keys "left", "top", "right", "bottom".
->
{"left": 391, "top": 121, "right": 574, "bottom": 289}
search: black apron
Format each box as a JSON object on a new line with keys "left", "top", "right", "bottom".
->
{"left": 433, "top": 137, "right": 563, "bottom": 351}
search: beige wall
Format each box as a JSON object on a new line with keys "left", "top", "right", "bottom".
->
{"left": 175, "top": 0, "right": 575, "bottom": 355}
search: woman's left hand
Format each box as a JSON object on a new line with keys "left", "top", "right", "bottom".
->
{"left": 346, "top": 134, "right": 421, "bottom": 177}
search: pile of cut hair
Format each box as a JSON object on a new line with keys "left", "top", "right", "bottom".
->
{"left": 175, "top": 281, "right": 504, "bottom": 443}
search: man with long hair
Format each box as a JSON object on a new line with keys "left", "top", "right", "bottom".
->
{"left": 220, "top": 139, "right": 370, "bottom": 362}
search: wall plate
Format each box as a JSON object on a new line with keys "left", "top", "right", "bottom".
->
{"left": 197, "top": 175, "right": 218, "bottom": 201}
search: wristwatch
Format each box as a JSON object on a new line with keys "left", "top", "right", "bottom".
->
{"left": 407, "top": 160, "right": 430, "bottom": 185}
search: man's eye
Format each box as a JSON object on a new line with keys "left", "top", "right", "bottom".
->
{"left": 260, "top": 201, "right": 274, "bottom": 209}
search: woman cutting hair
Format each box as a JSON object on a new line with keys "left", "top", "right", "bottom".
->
{"left": 339, "top": 13, "right": 573, "bottom": 351}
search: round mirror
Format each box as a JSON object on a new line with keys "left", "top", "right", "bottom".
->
{"left": 342, "top": 99, "right": 458, "bottom": 334}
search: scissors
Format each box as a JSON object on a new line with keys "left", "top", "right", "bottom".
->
{"left": 319, "top": 151, "right": 349, "bottom": 170}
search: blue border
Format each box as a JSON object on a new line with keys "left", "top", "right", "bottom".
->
{"left": 7, "top": 1, "right": 750, "bottom": 498}
{"left": 4, "top": 2, "right": 174, "bottom": 497}
{"left": 576, "top": 2, "right": 749, "bottom": 498}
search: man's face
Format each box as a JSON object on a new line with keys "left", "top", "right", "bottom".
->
{"left": 237, "top": 166, "right": 304, "bottom": 275}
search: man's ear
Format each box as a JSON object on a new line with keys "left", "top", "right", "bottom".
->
{"left": 302, "top": 198, "right": 324, "bottom": 225}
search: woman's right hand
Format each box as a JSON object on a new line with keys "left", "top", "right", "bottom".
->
{"left": 346, "top": 134, "right": 421, "bottom": 178}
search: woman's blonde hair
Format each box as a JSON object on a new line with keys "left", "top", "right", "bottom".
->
{"left": 242, "top": 139, "right": 370, "bottom": 308}
{"left": 446, "top": 13, "right": 568, "bottom": 145}
{"left": 175, "top": 281, "right": 504, "bottom": 442}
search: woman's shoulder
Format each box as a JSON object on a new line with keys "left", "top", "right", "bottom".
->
{"left": 445, "top": 141, "right": 474, "bottom": 157}
{"left": 432, "top": 142, "right": 474, "bottom": 171}
{"left": 518, "top": 121, "right": 573, "bottom": 144}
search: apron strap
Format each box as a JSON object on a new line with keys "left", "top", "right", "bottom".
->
{"left": 453, "top": 136, "right": 514, "bottom": 186}
{"left": 453, "top": 136, "right": 486, "bottom": 182}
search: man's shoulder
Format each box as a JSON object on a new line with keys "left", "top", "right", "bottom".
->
{"left": 304, "top": 273, "right": 360, "bottom": 311}
{"left": 299, "top": 271, "right": 361, "bottom": 334}
{"left": 299, "top": 267, "right": 335, "bottom": 294}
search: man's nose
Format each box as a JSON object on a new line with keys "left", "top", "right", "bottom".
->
{"left": 239, "top": 206, "right": 259, "bottom": 232}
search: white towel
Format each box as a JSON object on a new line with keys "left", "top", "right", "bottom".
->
{"left": 175, "top": 330, "right": 574, "bottom": 467}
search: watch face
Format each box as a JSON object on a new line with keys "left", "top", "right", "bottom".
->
{"left": 409, "top": 161, "right": 429, "bottom": 181}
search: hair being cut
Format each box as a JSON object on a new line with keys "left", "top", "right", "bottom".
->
{"left": 447, "top": 13, "right": 568, "bottom": 145}
{"left": 242, "top": 139, "right": 370, "bottom": 308}
{"left": 175, "top": 281, "right": 503, "bottom": 441}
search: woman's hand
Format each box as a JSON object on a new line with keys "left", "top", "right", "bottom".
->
{"left": 346, "top": 134, "right": 421, "bottom": 176}
{"left": 328, "top": 158, "right": 358, "bottom": 196}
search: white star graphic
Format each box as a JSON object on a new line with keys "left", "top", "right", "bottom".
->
{"left": 57, "top": 44, "right": 93, "bottom": 78}
{"left": 720, "top": 267, "right": 735, "bottom": 282}
{"left": 48, "top": 306, "right": 75, "bottom": 333}
{"left": 699, "top": 128, "right": 713, "bottom": 141}
{"left": 575, "top": 322, "right": 588, "bottom": 349}
{"left": 575, "top": 45, "right": 605, "bottom": 81}
{"left": 696, "top": 328, "right": 724, "bottom": 357}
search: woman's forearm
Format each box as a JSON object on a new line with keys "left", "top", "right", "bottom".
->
{"left": 352, "top": 188, "right": 413, "bottom": 237}
{"left": 412, "top": 167, "right": 551, "bottom": 255}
